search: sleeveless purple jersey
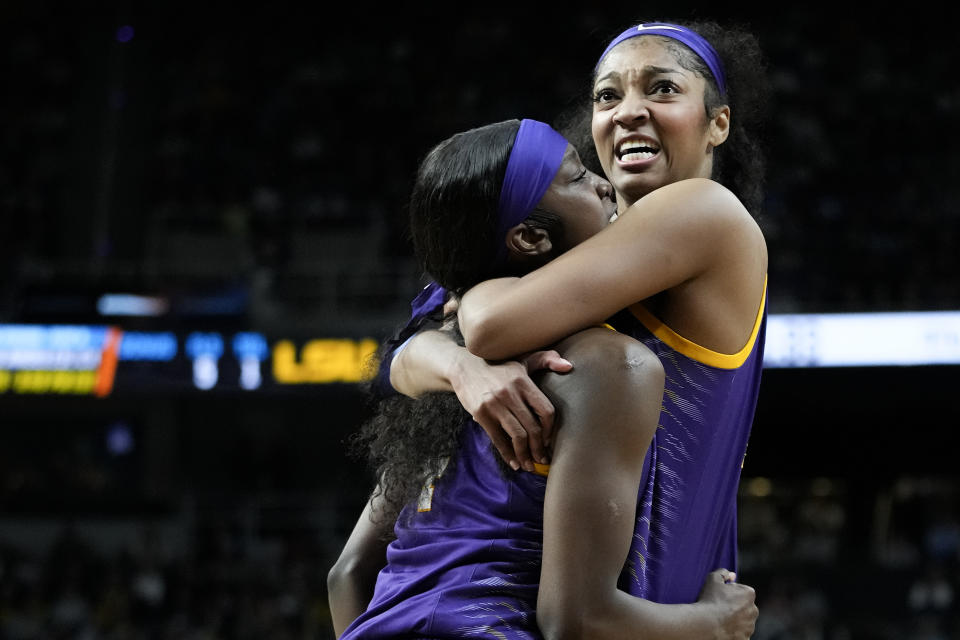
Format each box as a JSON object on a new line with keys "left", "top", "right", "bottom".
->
{"left": 611, "top": 288, "right": 767, "bottom": 603}
{"left": 343, "top": 287, "right": 766, "bottom": 636}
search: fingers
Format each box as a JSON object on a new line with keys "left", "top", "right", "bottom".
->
{"left": 442, "top": 296, "right": 460, "bottom": 315}
{"left": 473, "top": 397, "right": 540, "bottom": 472}
{"left": 707, "top": 568, "right": 733, "bottom": 584}
{"left": 472, "top": 414, "right": 521, "bottom": 472}
{"left": 519, "top": 351, "right": 567, "bottom": 449}
{"left": 707, "top": 568, "right": 737, "bottom": 584}
{"left": 477, "top": 382, "right": 551, "bottom": 467}
{"left": 524, "top": 350, "right": 573, "bottom": 374}
{"left": 473, "top": 396, "right": 547, "bottom": 472}
{"left": 737, "top": 583, "right": 757, "bottom": 607}
{"left": 500, "top": 411, "right": 541, "bottom": 473}
{"left": 702, "top": 568, "right": 757, "bottom": 639}
{"left": 726, "top": 579, "right": 757, "bottom": 611}
{"left": 514, "top": 378, "right": 556, "bottom": 452}
{"left": 454, "top": 355, "right": 561, "bottom": 473}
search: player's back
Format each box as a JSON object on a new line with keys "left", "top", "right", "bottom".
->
{"left": 340, "top": 421, "right": 546, "bottom": 640}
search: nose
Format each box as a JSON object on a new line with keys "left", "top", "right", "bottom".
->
{"left": 595, "top": 175, "right": 614, "bottom": 200}
{"left": 612, "top": 90, "right": 649, "bottom": 127}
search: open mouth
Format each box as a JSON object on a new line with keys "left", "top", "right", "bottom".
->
{"left": 616, "top": 139, "right": 660, "bottom": 161}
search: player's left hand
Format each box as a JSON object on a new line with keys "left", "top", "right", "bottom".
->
{"left": 448, "top": 347, "right": 571, "bottom": 472}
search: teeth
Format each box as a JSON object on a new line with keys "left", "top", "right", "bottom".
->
{"left": 618, "top": 140, "right": 659, "bottom": 160}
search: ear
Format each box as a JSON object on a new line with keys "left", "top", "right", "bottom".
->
{"left": 504, "top": 223, "right": 552, "bottom": 258}
{"left": 708, "top": 105, "right": 730, "bottom": 148}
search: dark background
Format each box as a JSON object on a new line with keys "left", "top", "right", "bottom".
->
{"left": 1, "top": 3, "right": 958, "bottom": 639}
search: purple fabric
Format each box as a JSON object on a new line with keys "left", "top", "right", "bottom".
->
{"left": 372, "top": 282, "right": 448, "bottom": 397}
{"left": 495, "top": 119, "right": 568, "bottom": 259}
{"left": 596, "top": 22, "right": 727, "bottom": 96}
{"left": 410, "top": 281, "right": 448, "bottom": 320}
{"left": 339, "top": 421, "right": 546, "bottom": 639}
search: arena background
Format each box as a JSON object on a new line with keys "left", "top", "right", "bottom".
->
{"left": 2, "top": 3, "right": 958, "bottom": 639}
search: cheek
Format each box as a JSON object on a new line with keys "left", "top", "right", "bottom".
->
{"left": 668, "top": 107, "right": 710, "bottom": 143}
{"left": 591, "top": 113, "right": 610, "bottom": 149}
{"left": 591, "top": 117, "right": 614, "bottom": 172}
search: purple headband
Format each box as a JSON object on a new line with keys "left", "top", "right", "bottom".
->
{"left": 405, "top": 120, "right": 568, "bottom": 329}
{"left": 495, "top": 118, "right": 569, "bottom": 259}
{"left": 596, "top": 22, "right": 727, "bottom": 96}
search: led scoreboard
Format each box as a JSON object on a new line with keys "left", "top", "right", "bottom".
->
{"left": 2, "top": 311, "right": 957, "bottom": 397}
{"left": 0, "top": 324, "right": 379, "bottom": 397}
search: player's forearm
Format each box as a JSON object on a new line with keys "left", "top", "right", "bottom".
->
{"left": 594, "top": 595, "right": 722, "bottom": 640}
{"left": 540, "top": 589, "right": 721, "bottom": 640}
{"left": 539, "top": 488, "right": 724, "bottom": 640}
{"left": 327, "top": 563, "right": 379, "bottom": 637}
{"left": 458, "top": 277, "right": 525, "bottom": 358}
{"left": 327, "top": 495, "right": 392, "bottom": 637}
{"left": 390, "top": 329, "right": 469, "bottom": 397}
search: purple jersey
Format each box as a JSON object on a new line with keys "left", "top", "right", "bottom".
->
{"left": 340, "top": 421, "right": 547, "bottom": 639}
{"left": 611, "top": 286, "right": 767, "bottom": 603}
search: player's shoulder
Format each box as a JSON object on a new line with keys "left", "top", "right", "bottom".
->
{"left": 669, "top": 180, "right": 765, "bottom": 254}
{"left": 627, "top": 179, "right": 746, "bottom": 226}
{"left": 666, "top": 179, "right": 750, "bottom": 221}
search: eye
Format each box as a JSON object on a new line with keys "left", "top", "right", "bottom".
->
{"left": 650, "top": 80, "right": 679, "bottom": 96}
{"left": 592, "top": 87, "right": 619, "bottom": 104}
{"left": 571, "top": 168, "right": 588, "bottom": 183}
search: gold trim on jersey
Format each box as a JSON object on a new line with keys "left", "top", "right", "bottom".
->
{"left": 627, "top": 278, "right": 767, "bottom": 370}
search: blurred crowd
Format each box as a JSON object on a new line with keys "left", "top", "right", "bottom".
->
{"left": 0, "top": 518, "right": 334, "bottom": 640}
{"left": 3, "top": 8, "right": 958, "bottom": 334}
{"left": 1, "top": 476, "right": 958, "bottom": 640}
{"left": 740, "top": 477, "right": 960, "bottom": 640}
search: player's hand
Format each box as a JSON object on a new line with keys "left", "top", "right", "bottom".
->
{"left": 697, "top": 568, "right": 758, "bottom": 640}
{"left": 448, "top": 348, "right": 572, "bottom": 472}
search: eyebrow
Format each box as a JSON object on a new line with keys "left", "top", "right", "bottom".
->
{"left": 595, "top": 65, "right": 683, "bottom": 85}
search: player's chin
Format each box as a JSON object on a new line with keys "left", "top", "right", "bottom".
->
{"left": 614, "top": 172, "right": 662, "bottom": 203}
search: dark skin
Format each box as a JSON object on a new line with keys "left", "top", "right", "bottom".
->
{"left": 534, "top": 328, "right": 756, "bottom": 640}
{"left": 328, "top": 326, "right": 758, "bottom": 639}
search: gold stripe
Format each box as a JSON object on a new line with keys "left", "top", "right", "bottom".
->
{"left": 628, "top": 278, "right": 767, "bottom": 369}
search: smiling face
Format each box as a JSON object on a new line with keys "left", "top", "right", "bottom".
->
{"left": 536, "top": 144, "right": 618, "bottom": 252}
{"left": 591, "top": 36, "right": 730, "bottom": 210}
